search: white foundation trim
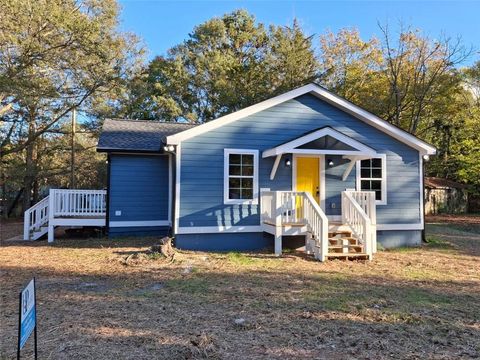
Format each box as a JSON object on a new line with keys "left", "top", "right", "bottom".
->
{"left": 177, "top": 225, "right": 263, "bottom": 234}
{"left": 376, "top": 223, "right": 423, "bottom": 231}
{"left": 109, "top": 220, "right": 171, "bottom": 228}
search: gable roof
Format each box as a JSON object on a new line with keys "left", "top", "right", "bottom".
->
{"left": 262, "top": 126, "right": 378, "bottom": 158}
{"left": 166, "top": 83, "right": 436, "bottom": 155}
{"left": 97, "top": 119, "right": 197, "bottom": 153}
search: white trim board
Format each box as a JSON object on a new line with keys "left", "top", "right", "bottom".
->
{"left": 377, "top": 223, "right": 423, "bottom": 231}
{"left": 174, "top": 143, "right": 181, "bottom": 234}
{"left": 419, "top": 153, "right": 425, "bottom": 230}
{"left": 176, "top": 223, "right": 423, "bottom": 234}
{"left": 263, "top": 127, "right": 377, "bottom": 158}
{"left": 109, "top": 220, "right": 171, "bottom": 228}
{"left": 177, "top": 225, "right": 263, "bottom": 234}
{"left": 166, "top": 83, "right": 436, "bottom": 155}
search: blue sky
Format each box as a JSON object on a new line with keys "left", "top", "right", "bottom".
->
{"left": 119, "top": 0, "right": 480, "bottom": 65}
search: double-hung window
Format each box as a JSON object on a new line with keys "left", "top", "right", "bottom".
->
{"left": 224, "top": 149, "right": 259, "bottom": 205}
{"left": 356, "top": 155, "right": 387, "bottom": 205}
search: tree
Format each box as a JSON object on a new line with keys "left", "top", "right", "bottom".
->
{"left": 319, "top": 28, "right": 384, "bottom": 108}
{"left": 0, "top": 0, "right": 143, "bottom": 210}
{"left": 266, "top": 19, "right": 319, "bottom": 93}
{"left": 118, "top": 11, "right": 319, "bottom": 123}
{"left": 378, "top": 24, "right": 471, "bottom": 135}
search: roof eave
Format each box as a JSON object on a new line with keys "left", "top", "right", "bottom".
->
{"left": 165, "top": 83, "right": 437, "bottom": 155}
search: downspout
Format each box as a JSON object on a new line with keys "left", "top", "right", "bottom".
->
{"left": 105, "top": 153, "right": 111, "bottom": 237}
{"left": 421, "top": 155, "right": 427, "bottom": 243}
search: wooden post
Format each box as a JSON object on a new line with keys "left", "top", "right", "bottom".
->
{"left": 274, "top": 191, "right": 282, "bottom": 256}
{"left": 47, "top": 189, "right": 55, "bottom": 243}
{"left": 23, "top": 210, "right": 30, "bottom": 241}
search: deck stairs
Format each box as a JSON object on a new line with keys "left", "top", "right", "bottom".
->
{"left": 326, "top": 224, "right": 369, "bottom": 259}
{"left": 261, "top": 190, "right": 376, "bottom": 261}
{"left": 24, "top": 189, "right": 106, "bottom": 242}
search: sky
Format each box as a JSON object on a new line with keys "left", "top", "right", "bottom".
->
{"left": 118, "top": 0, "right": 480, "bottom": 65}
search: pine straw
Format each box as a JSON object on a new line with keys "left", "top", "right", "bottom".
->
{"left": 0, "top": 225, "right": 479, "bottom": 359}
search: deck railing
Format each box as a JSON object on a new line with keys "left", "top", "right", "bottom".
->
{"left": 341, "top": 190, "right": 376, "bottom": 259}
{"left": 260, "top": 190, "right": 328, "bottom": 261}
{"left": 51, "top": 189, "right": 106, "bottom": 217}
{"left": 23, "top": 196, "right": 49, "bottom": 240}
{"left": 23, "top": 189, "right": 107, "bottom": 241}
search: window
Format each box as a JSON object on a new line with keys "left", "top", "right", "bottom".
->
{"left": 224, "top": 149, "right": 259, "bottom": 204}
{"left": 356, "top": 155, "right": 387, "bottom": 204}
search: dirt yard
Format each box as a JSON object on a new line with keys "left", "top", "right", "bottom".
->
{"left": 1, "top": 224, "right": 479, "bottom": 359}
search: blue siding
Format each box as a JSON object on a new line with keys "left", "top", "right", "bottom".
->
{"left": 377, "top": 230, "right": 422, "bottom": 248}
{"left": 176, "top": 233, "right": 273, "bottom": 251}
{"left": 180, "top": 94, "right": 421, "bottom": 230}
{"left": 325, "top": 155, "right": 356, "bottom": 216}
{"left": 109, "top": 226, "right": 170, "bottom": 238}
{"left": 109, "top": 154, "right": 170, "bottom": 225}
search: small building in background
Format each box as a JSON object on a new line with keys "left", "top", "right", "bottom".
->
{"left": 425, "top": 177, "right": 468, "bottom": 215}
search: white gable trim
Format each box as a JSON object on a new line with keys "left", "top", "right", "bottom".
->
{"left": 262, "top": 127, "right": 377, "bottom": 158}
{"left": 166, "top": 83, "right": 436, "bottom": 155}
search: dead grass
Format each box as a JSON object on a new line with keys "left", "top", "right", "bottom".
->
{"left": 0, "top": 226, "right": 479, "bottom": 359}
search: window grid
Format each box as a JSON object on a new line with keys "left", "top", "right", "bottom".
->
{"left": 359, "top": 158, "right": 383, "bottom": 201}
{"left": 228, "top": 154, "right": 254, "bottom": 200}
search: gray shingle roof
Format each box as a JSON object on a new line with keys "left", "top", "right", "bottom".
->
{"left": 97, "top": 119, "right": 197, "bottom": 152}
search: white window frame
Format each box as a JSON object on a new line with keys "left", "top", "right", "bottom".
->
{"left": 224, "top": 149, "right": 259, "bottom": 205}
{"left": 356, "top": 154, "right": 387, "bottom": 205}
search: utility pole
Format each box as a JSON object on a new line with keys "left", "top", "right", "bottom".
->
{"left": 70, "top": 109, "right": 76, "bottom": 189}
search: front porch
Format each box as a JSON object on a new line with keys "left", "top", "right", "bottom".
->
{"left": 260, "top": 190, "right": 377, "bottom": 261}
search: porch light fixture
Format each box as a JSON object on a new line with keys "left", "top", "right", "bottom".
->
{"left": 285, "top": 158, "right": 291, "bottom": 167}
{"left": 423, "top": 154, "right": 430, "bottom": 161}
{"left": 328, "top": 159, "right": 334, "bottom": 167}
{"left": 163, "top": 145, "right": 175, "bottom": 152}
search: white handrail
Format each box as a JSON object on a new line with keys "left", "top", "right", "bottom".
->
{"left": 342, "top": 191, "right": 375, "bottom": 259}
{"left": 260, "top": 190, "right": 328, "bottom": 261}
{"left": 303, "top": 192, "right": 329, "bottom": 261}
{"left": 346, "top": 190, "right": 376, "bottom": 225}
{"left": 23, "top": 196, "right": 49, "bottom": 240}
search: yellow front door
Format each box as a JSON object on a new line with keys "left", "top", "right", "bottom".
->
{"left": 296, "top": 157, "right": 320, "bottom": 204}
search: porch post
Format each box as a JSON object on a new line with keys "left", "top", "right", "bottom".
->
{"left": 47, "top": 189, "right": 55, "bottom": 243}
{"left": 274, "top": 191, "right": 282, "bottom": 256}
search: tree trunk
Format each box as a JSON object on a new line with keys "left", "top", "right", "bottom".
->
{"left": 22, "top": 119, "right": 37, "bottom": 212}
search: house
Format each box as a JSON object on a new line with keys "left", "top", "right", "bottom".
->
{"left": 425, "top": 177, "right": 468, "bottom": 215}
{"left": 24, "top": 84, "right": 436, "bottom": 261}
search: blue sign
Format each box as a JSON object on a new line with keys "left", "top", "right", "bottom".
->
{"left": 19, "top": 279, "right": 36, "bottom": 350}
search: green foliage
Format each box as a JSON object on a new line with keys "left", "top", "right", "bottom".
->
{"left": 0, "top": 0, "right": 143, "bottom": 212}
{"left": 116, "top": 11, "right": 319, "bottom": 123}
{"left": 2, "top": 4, "right": 480, "bottom": 213}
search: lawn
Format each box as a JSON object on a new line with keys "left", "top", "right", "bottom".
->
{"left": 0, "top": 224, "right": 479, "bottom": 359}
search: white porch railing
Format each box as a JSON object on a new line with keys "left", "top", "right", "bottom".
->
{"left": 303, "top": 192, "right": 329, "bottom": 261}
{"left": 23, "top": 189, "right": 107, "bottom": 241}
{"left": 341, "top": 190, "right": 377, "bottom": 259}
{"left": 260, "top": 191, "right": 329, "bottom": 261}
{"left": 23, "top": 196, "right": 49, "bottom": 240}
{"left": 51, "top": 189, "right": 106, "bottom": 217}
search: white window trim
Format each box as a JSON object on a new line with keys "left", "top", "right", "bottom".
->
{"left": 224, "top": 149, "right": 259, "bottom": 205}
{"left": 356, "top": 154, "right": 387, "bottom": 205}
